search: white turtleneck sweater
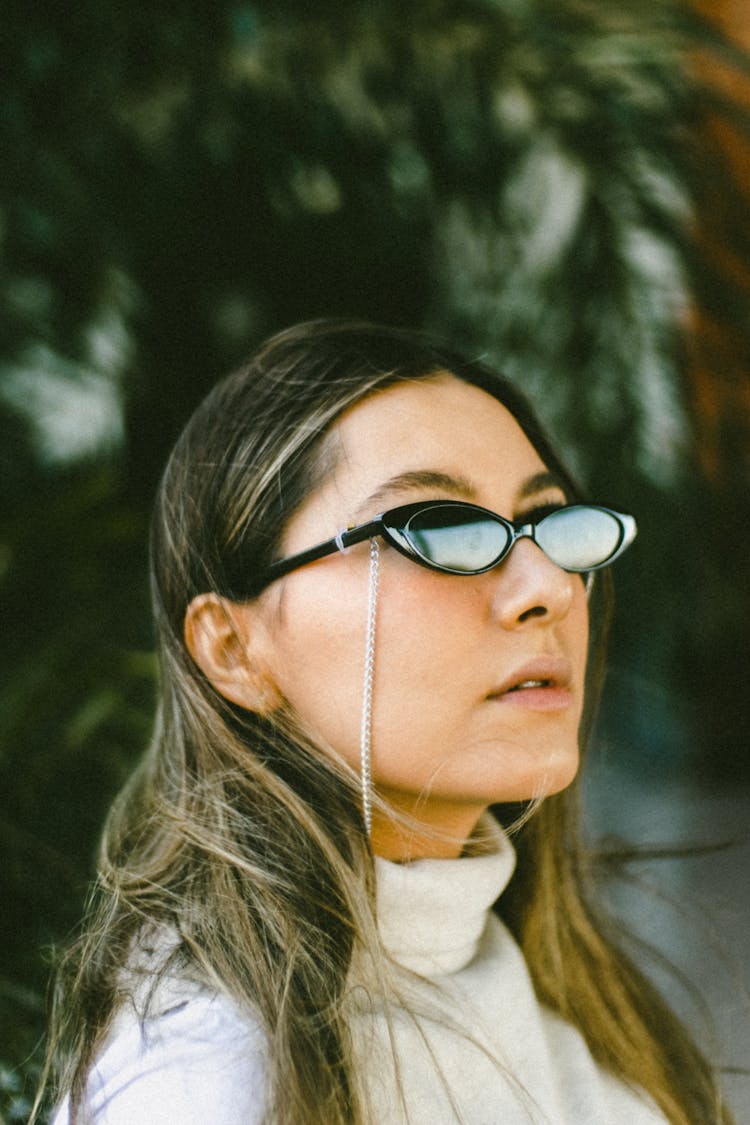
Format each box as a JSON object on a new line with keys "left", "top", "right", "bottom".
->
{"left": 53, "top": 823, "right": 668, "bottom": 1124}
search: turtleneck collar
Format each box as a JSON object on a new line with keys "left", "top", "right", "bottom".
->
{"left": 373, "top": 815, "right": 516, "bottom": 977}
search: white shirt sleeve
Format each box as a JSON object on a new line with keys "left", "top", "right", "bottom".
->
{"left": 51, "top": 991, "right": 268, "bottom": 1125}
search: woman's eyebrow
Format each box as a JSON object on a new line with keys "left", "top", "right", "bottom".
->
{"left": 357, "top": 470, "right": 477, "bottom": 514}
{"left": 355, "top": 468, "right": 564, "bottom": 519}
{"left": 516, "top": 470, "right": 567, "bottom": 502}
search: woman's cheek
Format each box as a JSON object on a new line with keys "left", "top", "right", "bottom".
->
{"left": 268, "top": 573, "right": 376, "bottom": 761}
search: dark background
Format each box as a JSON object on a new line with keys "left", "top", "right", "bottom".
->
{"left": 1, "top": 2, "right": 749, "bottom": 1120}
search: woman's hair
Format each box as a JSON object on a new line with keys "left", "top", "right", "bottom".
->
{"left": 41, "top": 321, "right": 731, "bottom": 1124}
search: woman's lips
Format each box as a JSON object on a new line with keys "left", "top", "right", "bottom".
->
{"left": 487, "top": 657, "right": 574, "bottom": 712}
{"left": 490, "top": 683, "right": 573, "bottom": 711}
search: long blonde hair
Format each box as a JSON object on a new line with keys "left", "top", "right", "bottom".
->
{"left": 41, "top": 320, "right": 732, "bottom": 1124}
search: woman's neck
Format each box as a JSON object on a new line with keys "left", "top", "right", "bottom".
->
{"left": 369, "top": 798, "right": 490, "bottom": 861}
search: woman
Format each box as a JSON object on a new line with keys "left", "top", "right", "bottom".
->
{"left": 42, "top": 321, "right": 731, "bottom": 1124}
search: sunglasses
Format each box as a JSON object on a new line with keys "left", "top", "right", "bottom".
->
{"left": 260, "top": 499, "right": 636, "bottom": 587}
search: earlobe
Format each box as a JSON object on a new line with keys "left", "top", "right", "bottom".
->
{"left": 183, "top": 593, "right": 280, "bottom": 713}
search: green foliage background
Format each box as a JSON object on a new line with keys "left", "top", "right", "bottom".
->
{"left": 1, "top": 2, "right": 749, "bottom": 1118}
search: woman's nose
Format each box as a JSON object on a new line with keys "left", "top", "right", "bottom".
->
{"left": 491, "top": 538, "right": 577, "bottom": 629}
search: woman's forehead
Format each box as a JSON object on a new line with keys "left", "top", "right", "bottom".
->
{"left": 326, "top": 375, "right": 552, "bottom": 493}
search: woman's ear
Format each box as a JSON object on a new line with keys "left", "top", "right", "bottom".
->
{"left": 183, "top": 593, "right": 280, "bottom": 713}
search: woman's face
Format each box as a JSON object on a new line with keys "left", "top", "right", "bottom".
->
{"left": 252, "top": 373, "right": 589, "bottom": 858}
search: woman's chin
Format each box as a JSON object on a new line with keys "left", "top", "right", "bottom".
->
{"left": 489, "top": 746, "right": 581, "bottom": 804}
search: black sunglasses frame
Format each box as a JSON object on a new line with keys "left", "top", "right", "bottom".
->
{"left": 258, "top": 500, "right": 636, "bottom": 589}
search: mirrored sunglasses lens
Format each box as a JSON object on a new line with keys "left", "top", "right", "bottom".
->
{"left": 536, "top": 507, "right": 623, "bottom": 570}
{"left": 404, "top": 506, "right": 510, "bottom": 571}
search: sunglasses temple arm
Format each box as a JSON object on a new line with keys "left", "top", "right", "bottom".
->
{"left": 262, "top": 518, "right": 383, "bottom": 583}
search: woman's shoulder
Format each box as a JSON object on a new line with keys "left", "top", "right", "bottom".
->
{"left": 51, "top": 966, "right": 268, "bottom": 1124}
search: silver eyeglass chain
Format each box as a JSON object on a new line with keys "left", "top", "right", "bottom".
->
{"left": 359, "top": 538, "right": 380, "bottom": 837}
